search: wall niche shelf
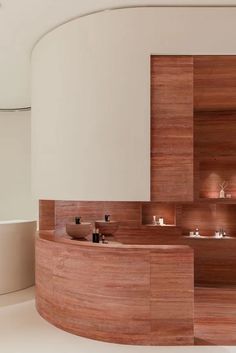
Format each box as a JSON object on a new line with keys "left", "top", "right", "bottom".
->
{"left": 144, "top": 224, "right": 176, "bottom": 227}
{"left": 197, "top": 198, "right": 236, "bottom": 203}
{"left": 141, "top": 202, "right": 176, "bottom": 226}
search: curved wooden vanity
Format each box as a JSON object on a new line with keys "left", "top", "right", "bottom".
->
{"left": 36, "top": 231, "right": 194, "bottom": 345}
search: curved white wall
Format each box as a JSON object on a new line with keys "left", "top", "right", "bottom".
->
{"left": 0, "top": 111, "right": 37, "bottom": 219}
{"left": 32, "top": 7, "right": 236, "bottom": 201}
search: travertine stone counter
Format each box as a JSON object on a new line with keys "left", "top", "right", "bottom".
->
{"left": 36, "top": 231, "right": 194, "bottom": 345}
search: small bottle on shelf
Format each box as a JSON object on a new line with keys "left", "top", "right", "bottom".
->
{"left": 159, "top": 216, "right": 164, "bottom": 226}
{"left": 92, "top": 228, "right": 100, "bottom": 243}
{"left": 152, "top": 215, "right": 157, "bottom": 225}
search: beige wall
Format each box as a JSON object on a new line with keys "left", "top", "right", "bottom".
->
{"left": 0, "top": 111, "right": 37, "bottom": 220}
{"left": 31, "top": 7, "right": 236, "bottom": 201}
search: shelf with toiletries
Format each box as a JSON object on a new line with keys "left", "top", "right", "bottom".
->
{"left": 186, "top": 227, "right": 231, "bottom": 239}
{"left": 198, "top": 196, "right": 236, "bottom": 202}
{"left": 180, "top": 203, "right": 236, "bottom": 239}
{"left": 196, "top": 198, "right": 236, "bottom": 204}
{"left": 141, "top": 202, "right": 176, "bottom": 227}
{"left": 197, "top": 159, "right": 236, "bottom": 201}
{"left": 144, "top": 224, "right": 176, "bottom": 227}
{"left": 184, "top": 235, "right": 234, "bottom": 239}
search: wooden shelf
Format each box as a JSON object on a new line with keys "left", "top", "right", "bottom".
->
{"left": 143, "top": 224, "right": 176, "bottom": 227}
{"left": 141, "top": 202, "right": 176, "bottom": 225}
{"left": 183, "top": 235, "right": 235, "bottom": 240}
{"left": 197, "top": 198, "right": 236, "bottom": 204}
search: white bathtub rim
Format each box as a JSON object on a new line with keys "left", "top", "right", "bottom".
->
{"left": 0, "top": 220, "right": 36, "bottom": 295}
{"left": 0, "top": 284, "right": 35, "bottom": 296}
{"left": 0, "top": 220, "right": 37, "bottom": 224}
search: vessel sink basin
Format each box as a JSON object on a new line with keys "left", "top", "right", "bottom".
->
{"left": 66, "top": 222, "right": 92, "bottom": 239}
{"left": 95, "top": 221, "right": 120, "bottom": 236}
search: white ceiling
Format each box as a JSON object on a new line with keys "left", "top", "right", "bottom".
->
{"left": 1, "top": 0, "right": 236, "bottom": 109}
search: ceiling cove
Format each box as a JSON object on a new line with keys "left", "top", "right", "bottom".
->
{"left": 1, "top": 1, "right": 236, "bottom": 109}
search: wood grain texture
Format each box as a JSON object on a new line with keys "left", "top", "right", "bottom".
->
{"left": 39, "top": 198, "right": 236, "bottom": 285}
{"left": 36, "top": 233, "right": 194, "bottom": 345}
{"left": 194, "top": 55, "right": 236, "bottom": 112}
{"left": 151, "top": 55, "right": 194, "bottom": 202}
{"left": 55, "top": 201, "right": 141, "bottom": 229}
{"left": 116, "top": 226, "right": 182, "bottom": 244}
{"left": 181, "top": 203, "right": 217, "bottom": 237}
{"left": 141, "top": 202, "right": 176, "bottom": 225}
{"left": 195, "top": 286, "right": 236, "bottom": 345}
{"left": 215, "top": 204, "right": 236, "bottom": 238}
{"left": 195, "top": 110, "right": 236, "bottom": 159}
{"left": 36, "top": 232, "right": 236, "bottom": 345}
{"left": 180, "top": 237, "right": 236, "bottom": 286}
{"left": 160, "top": 201, "right": 236, "bottom": 286}
{"left": 115, "top": 226, "right": 236, "bottom": 286}
{"left": 39, "top": 200, "right": 55, "bottom": 230}
{"left": 195, "top": 110, "right": 236, "bottom": 199}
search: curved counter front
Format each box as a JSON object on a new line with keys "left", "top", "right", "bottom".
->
{"left": 36, "top": 231, "right": 194, "bottom": 345}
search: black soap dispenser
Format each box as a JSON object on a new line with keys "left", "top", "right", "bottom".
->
{"left": 105, "top": 214, "right": 110, "bottom": 222}
{"left": 92, "top": 228, "right": 100, "bottom": 243}
{"left": 75, "top": 217, "right": 81, "bottom": 224}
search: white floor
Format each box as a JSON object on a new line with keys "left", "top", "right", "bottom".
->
{"left": 0, "top": 287, "right": 235, "bottom": 353}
